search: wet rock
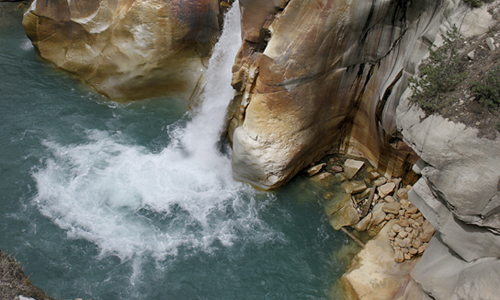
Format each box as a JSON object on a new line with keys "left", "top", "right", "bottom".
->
{"left": 378, "top": 182, "right": 396, "bottom": 198}
{"left": 306, "top": 163, "right": 326, "bottom": 176}
{"left": 331, "top": 165, "right": 343, "bottom": 173}
{"left": 341, "top": 181, "right": 367, "bottom": 194}
{"left": 324, "top": 193, "right": 351, "bottom": 216}
{"left": 343, "top": 159, "right": 365, "bottom": 180}
{"left": 334, "top": 173, "right": 348, "bottom": 182}
{"left": 382, "top": 202, "right": 401, "bottom": 214}
{"left": 329, "top": 201, "right": 360, "bottom": 230}
{"left": 312, "top": 172, "right": 333, "bottom": 183}
{"left": 355, "top": 213, "right": 372, "bottom": 232}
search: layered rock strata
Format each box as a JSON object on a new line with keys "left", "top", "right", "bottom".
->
{"left": 228, "top": 0, "right": 454, "bottom": 189}
{"left": 22, "top": 0, "right": 222, "bottom": 100}
{"left": 397, "top": 94, "right": 500, "bottom": 299}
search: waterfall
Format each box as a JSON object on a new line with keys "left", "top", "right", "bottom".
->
{"left": 32, "top": 2, "right": 279, "bottom": 265}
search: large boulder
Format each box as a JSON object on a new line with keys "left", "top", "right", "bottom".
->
{"left": 228, "top": 0, "right": 447, "bottom": 189}
{"left": 22, "top": 0, "right": 222, "bottom": 100}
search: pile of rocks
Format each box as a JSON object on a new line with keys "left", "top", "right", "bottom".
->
{"left": 306, "top": 157, "right": 436, "bottom": 263}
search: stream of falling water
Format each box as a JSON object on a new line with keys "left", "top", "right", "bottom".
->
{"left": 0, "top": 3, "right": 347, "bottom": 299}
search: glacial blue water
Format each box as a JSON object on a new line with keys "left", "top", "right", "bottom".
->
{"left": 0, "top": 3, "right": 351, "bottom": 299}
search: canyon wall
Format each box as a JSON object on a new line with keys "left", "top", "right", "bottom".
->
{"left": 397, "top": 77, "right": 500, "bottom": 299}
{"left": 22, "top": 0, "right": 222, "bottom": 100}
{"left": 228, "top": 0, "right": 444, "bottom": 189}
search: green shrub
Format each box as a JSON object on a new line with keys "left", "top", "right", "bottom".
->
{"left": 471, "top": 67, "right": 500, "bottom": 112}
{"left": 409, "top": 25, "right": 466, "bottom": 113}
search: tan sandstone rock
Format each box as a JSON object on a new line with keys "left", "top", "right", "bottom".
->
{"left": 23, "top": 0, "right": 222, "bottom": 100}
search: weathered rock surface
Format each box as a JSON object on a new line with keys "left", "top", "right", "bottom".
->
{"left": 228, "top": 0, "right": 451, "bottom": 189}
{"left": 23, "top": 0, "right": 222, "bottom": 100}
{"left": 396, "top": 4, "right": 500, "bottom": 294}
{"left": 342, "top": 220, "right": 430, "bottom": 300}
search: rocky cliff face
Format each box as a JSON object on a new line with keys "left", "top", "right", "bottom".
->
{"left": 227, "top": 0, "right": 452, "bottom": 189}
{"left": 22, "top": 0, "right": 221, "bottom": 100}
{"left": 398, "top": 78, "right": 500, "bottom": 299}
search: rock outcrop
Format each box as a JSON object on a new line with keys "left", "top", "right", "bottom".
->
{"left": 228, "top": 0, "right": 454, "bottom": 189}
{"left": 22, "top": 0, "right": 222, "bottom": 100}
{"left": 397, "top": 92, "right": 500, "bottom": 299}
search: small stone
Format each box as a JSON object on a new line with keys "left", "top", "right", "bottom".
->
{"left": 382, "top": 202, "right": 401, "bottom": 214}
{"left": 378, "top": 182, "right": 396, "bottom": 198}
{"left": 306, "top": 163, "right": 326, "bottom": 176}
{"left": 388, "top": 230, "right": 397, "bottom": 238}
{"left": 418, "top": 244, "right": 427, "bottom": 255}
{"left": 356, "top": 188, "right": 373, "bottom": 201}
{"left": 406, "top": 205, "right": 419, "bottom": 214}
{"left": 404, "top": 253, "right": 412, "bottom": 260}
{"left": 355, "top": 213, "right": 372, "bottom": 232}
{"left": 486, "top": 37, "right": 496, "bottom": 51}
{"left": 396, "top": 237, "right": 412, "bottom": 248}
{"left": 410, "top": 212, "right": 422, "bottom": 220}
{"left": 395, "top": 250, "right": 404, "bottom": 263}
{"left": 385, "top": 195, "right": 396, "bottom": 203}
{"left": 415, "top": 216, "right": 424, "bottom": 225}
{"left": 420, "top": 221, "right": 436, "bottom": 243}
{"left": 387, "top": 213, "right": 395, "bottom": 220}
{"left": 378, "top": 220, "right": 387, "bottom": 228}
{"left": 412, "top": 238, "right": 423, "bottom": 249}
{"left": 398, "top": 231, "right": 409, "bottom": 239}
{"left": 372, "top": 176, "right": 388, "bottom": 187}
{"left": 402, "top": 247, "right": 409, "bottom": 254}
{"left": 334, "top": 173, "right": 348, "bottom": 182}
{"left": 409, "top": 247, "right": 418, "bottom": 255}
{"left": 396, "top": 188, "right": 409, "bottom": 200}
{"left": 400, "top": 199, "right": 410, "bottom": 208}
{"left": 405, "top": 227, "right": 413, "bottom": 233}
{"left": 331, "top": 165, "right": 343, "bottom": 173}
{"left": 398, "top": 219, "right": 410, "bottom": 227}
{"left": 371, "top": 203, "right": 387, "bottom": 226}
{"left": 398, "top": 209, "right": 405, "bottom": 216}
{"left": 467, "top": 50, "right": 475, "bottom": 60}
{"left": 392, "top": 224, "right": 403, "bottom": 233}
{"left": 368, "top": 171, "right": 380, "bottom": 180}
{"left": 343, "top": 159, "right": 365, "bottom": 180}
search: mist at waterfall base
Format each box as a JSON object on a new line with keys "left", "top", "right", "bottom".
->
{"left": 0, "top": 3, "right": 350, "bottom": 299}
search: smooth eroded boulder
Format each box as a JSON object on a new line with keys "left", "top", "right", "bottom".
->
{"left": 23, "top": 0, "right": 222, "bottom": 100}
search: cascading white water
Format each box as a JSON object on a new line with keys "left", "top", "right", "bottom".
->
{"left": 32, "top": 3, "right": 280, "bottom": 265}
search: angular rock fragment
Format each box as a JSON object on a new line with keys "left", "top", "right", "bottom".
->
{"left": 378, "top": 182, "right": 396, "bottom": 198}
{"left": 341, "top": 181, "right": 367, "bottom": 194}
{"left": 306, "top": 163, "right": 326, "bottom": 176}
{"left": 382, "top": 202, "right": 401, "bottom": 214}
{"left": 343, "top": 159, "right": 365, "bottom": 180}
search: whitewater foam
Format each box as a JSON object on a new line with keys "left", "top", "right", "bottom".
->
{"left": 31, "top": 3, "right": 280, "bottom": 263}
